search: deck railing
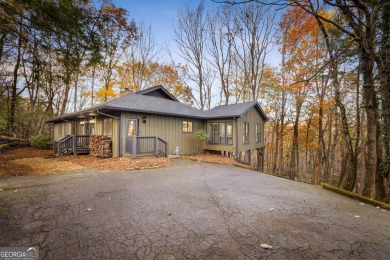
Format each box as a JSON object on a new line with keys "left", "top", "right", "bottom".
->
{"left": 131, "top": 136, "right": 168, "bottom": 158}
{"left": 54, "top": 135, "right": 168, "bottom": 158}
{"left": 54, "top": 135, "right": 90, "bottom": 156}
{"left": 73, "top": 135, "right": 90, "bottom": 154}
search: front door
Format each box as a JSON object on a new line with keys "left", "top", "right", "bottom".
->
{"left": 126, "top": 119, "right": 138, "bottom": 153}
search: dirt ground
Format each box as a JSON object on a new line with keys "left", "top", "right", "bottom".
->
{"left": 0, "top": 147, "right": 171, "bottom": 176}
{"left": 186, "top": 154, "right": 255, "bottom": 170}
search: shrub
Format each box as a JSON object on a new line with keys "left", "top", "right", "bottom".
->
{"left": 29, "top": 134, "right": 51, "bottom": 149}
{"left": 193, "top": 130, "right": 209, "bottom": 152}
{"left": 0, "top": 144, "right": 9, "bottom": 151}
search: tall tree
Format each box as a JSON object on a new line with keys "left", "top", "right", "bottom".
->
{"left": 97, "top": 4, "right": 137, "bottom": 101}
{"left": 174, "top": 1, "right": 211, "bottom": 109}
{"left": 232, "top": 3, "right": 274, "bottom": 102}
{"left": 208, "top": 6, "right": 235, "bottom": 105}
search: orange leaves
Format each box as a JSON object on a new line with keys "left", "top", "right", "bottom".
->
{"left": 114, "top": 60, "right": 191, "bottom": 103}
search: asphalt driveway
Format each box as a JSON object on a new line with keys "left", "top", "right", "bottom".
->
{"left": 0, "top": 160, "right": 389, "bottom": 259}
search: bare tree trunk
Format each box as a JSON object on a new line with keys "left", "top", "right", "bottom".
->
{"left": 273, "top": 119, "right": 279, "bottom": 174}
{"left": 91, "top": 67, "right": 96, "bottom": 106}
{"left": 74, "top": 71, "right": 79, "bottom": 112}
{"left": 361, "top": 51, "right": 377, "bottom": 198}
{"left": 7, "top": 15, "right": 23, "bottom": 136}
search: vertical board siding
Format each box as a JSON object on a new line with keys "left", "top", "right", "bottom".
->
{"left": 53, "top": 122, "right": 72, "bottom": 141}
{"left": 239, "top": 107, "right": 265, "bottom": 152}
{"left": 121, "top": 112, "right": 203, "bottom": 155}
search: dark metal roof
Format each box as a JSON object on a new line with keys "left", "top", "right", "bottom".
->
{"left": 47, "top": 86, "right": 268, "bottom": 123}
{"left": 204, "top": 101, "right": 268, "bottom": 121}
{"left": 105, "top": 94, "right": 204, "bottom": 118}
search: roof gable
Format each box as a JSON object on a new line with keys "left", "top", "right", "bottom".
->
{"left": 136, "top": 85, "right": 178, "bottom": 101}
{"left": 205, "top": 102, "right": 268, "bottom": 121}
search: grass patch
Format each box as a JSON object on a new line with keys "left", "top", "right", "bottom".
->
{"left": 0, "top": 185, "right": 11, "bottom": 191}
{"left": 320, "top": 183, "right": 390, "bottom": 210}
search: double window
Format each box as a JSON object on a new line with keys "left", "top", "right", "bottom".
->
{"left": 243, "top": 122, "right": 249, "bottom": 144}
{"left": 183, "top": 121, "right": 193, "bottom": 133}
{"left": 207, "top": 122, "right": 233, "bottom": 145}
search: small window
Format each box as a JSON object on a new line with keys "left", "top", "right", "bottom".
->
{"left": 243, "top": 122, "right": 249, "bottom": 144}
{"left": 183, "top": 121, "right": 193, "bottom": 133}
{"left": 256, "top": 123, "right": 261, "bottom": 143}
{"left": 219, "top": 123, "right": 226, "bottom": 144}
{"left": 226, "top": 122, "right": 233, "bottom": 145}
{"left": 103, "top": 118, "right": 113, "bottom": 138}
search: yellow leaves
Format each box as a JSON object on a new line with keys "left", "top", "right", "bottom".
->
{"left": 95, "top": 88, "right": 117, "bottom": 99}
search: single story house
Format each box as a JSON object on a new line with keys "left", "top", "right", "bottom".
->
{"left": 47, "top": 85, "right": 268, "bottom": 169}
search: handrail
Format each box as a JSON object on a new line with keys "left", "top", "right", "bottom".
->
{"left": 55, "top": 135, "right": 90, "bottom": 156}
{"left": 57, "top": 135, "right": 73, "bottom": 156}
{"left": 132, "top": 136, "right": 168, "bottom": 158}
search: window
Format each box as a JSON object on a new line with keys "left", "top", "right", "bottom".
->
{"left": 243, "top": 122, "right": 249, "bottom": 144}
{"left": 226, "top": 122, "right": 233, "bottom": 145}
{"left": 262, "top": 124, "right": 264, "bottom": 143}
{"left": 207, "top": 121, "right": 233, "bottom": 145}
{"left": 127, "top": 120, "right": 137, "bottom": 136}
{"left": 256, "top": 123, "right": 261, "bottom": 143}
{"left": 219, "top": 123, "right": 226, "bottom": 144}
{"left": 183, "top": 121, "right": 193, "bottom": 133}
{"left": 103, "top": 118, "right": 113, "bottom": 138}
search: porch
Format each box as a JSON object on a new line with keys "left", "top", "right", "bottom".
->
{"left": 53, "top": 135, "right": 168, "bottom": 158}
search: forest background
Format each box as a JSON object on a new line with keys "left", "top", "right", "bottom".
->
{"left": 0, "top": 0, "right": 389, "bottom": 202}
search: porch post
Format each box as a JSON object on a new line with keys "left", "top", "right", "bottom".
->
{"left": 72, "top": 135, "right": 76, "bottom": 155}
{"left": 165, "top": 142, "right": 168, "bottom": 158}
{"left": 132, "top": 136, "right": 137, "bottom": 159}
{"left": 155, "top": 136, "right": 159, "bottom": 156}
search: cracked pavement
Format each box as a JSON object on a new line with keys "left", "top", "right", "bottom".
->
{"left": 0, "top": 159, "right": 389, "bottom": 259}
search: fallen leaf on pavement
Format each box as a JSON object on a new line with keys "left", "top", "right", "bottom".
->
{"left": 260, "top": 243, "right": 273, "bottom": 250}
{"left": 269, "top": 208, "right": 275, "bottom": 212}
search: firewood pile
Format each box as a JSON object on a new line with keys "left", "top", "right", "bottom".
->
{"left": 89, "top": 135, "right": 112, "bottom": 158}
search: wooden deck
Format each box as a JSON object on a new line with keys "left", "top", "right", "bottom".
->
{"left": 54, "top": 135, "right": 168, "bottom": 158}
{"left": 53, "top": 135, "right": 90, "bottom": 156}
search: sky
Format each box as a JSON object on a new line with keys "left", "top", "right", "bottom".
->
{"left": 113, "top": 0, "right": 282, "bottom": 67}
{"left": 114, "top": 0, "right": 184, "bottom": 48}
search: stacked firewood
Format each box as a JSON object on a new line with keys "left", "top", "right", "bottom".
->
{"left": 89, "top": 135, "right": 112, "bottom": 158}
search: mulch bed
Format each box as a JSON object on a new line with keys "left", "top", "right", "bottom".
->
{"left": 1, "top": 147, "right": 254, "bottom": 176}
{"left": 0, "top": 147, "right": 170, "bottom": 176}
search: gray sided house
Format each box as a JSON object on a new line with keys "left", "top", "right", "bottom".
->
{"left": 47, "top": 85, "right": 268, "bottom": 169}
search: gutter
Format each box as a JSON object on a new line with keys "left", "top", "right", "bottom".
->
{"left": 97, "top": 109, "right": 119, "bottom": 119}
